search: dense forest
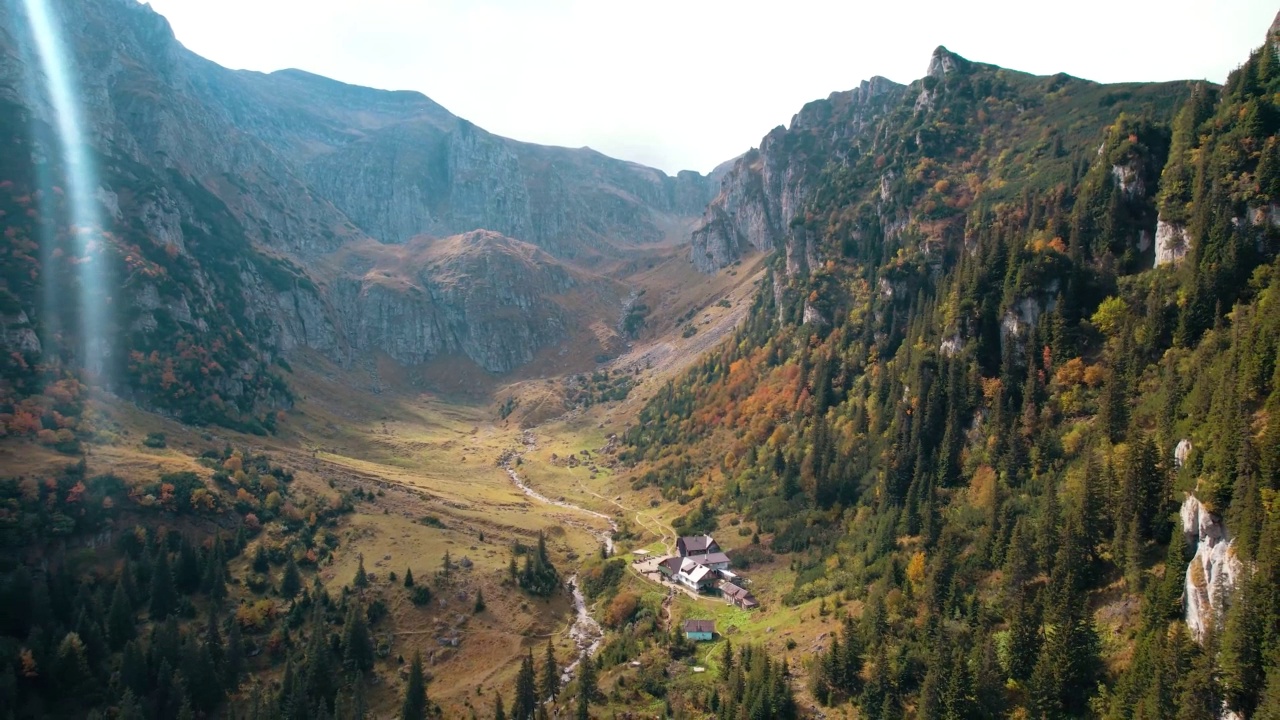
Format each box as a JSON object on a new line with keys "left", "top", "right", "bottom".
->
{"left": 622, "top": 24, "right": 1280, "bottom": 720}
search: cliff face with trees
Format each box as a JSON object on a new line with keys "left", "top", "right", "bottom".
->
{"left": 0, "top": 0, "right": 717, "bottom": 434}
{"left": 626, "top": 19, "right": 1280, "bottom": 720}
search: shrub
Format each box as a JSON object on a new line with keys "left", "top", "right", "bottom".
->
{"left": 142, "top": 432, "right": 167, "bottom": 449}
{"left": 604, "top": 591, "right": 640, "bottom": 628}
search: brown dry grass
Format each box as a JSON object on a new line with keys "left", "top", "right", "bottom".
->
{"left": 0, "top": 238, "right": 772, "bottom": 715}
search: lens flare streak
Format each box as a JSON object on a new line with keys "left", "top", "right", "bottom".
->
{"left": 21, "top": 0, "right": 108, "bottom": 380}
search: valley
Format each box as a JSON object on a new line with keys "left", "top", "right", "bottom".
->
{"left": 2, "top": 1, "right": 1280, "bottom": 719}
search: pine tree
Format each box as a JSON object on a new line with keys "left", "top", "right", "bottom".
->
{"left": 576, "top": 650, "right": 597, "bottom": 720}
{"left": 511, "top": 651, "right": 538, "bottom": 720}
{"left": 52, "top": 632, "right": 98, "bottom": 701}
{"left": 1006, "top": 588, "right": 1040, "bottom": 682}
{"left": 150, "top": 548, "right": 177, "bottom": 621}
{"left": 118, "top": 689, "right": 144, "bottom": 720}
{"left": 303, "top": 610, "right": 337, "bottom": 714}
{"left": 176, "top": 536, "right": 201, "bottom": 594}
{"left": 120, "top": 640, "right": 148, "bottom": 697}
{"left": 281, "top": 557, "right": 302, "bottom": 599}
{"left": 1256, "top": 665, "right": 1280, "bottom": 720}
{"left": 1220, "top": 575, "right": 1265, "bottom": 717}
{"left": 226, "top": 618, "right": 245, "bottom": 689}
{"left": 342, "top": 605, "right": 375, "bottom": 674}
{"left": 539, "top": 639, "right": 559, "bottom": 702}
{"left": 404, "top": 568, "right": 415, "bottom": 588}
{"left": 354, "top": 554, "right": 368, "bottom": 588}
{"left": 252, "top": 544, "right": 269, "bottom": 574}
{"left": 493, "top": 692, "right": 506, "bottom": 720}
{"left": 1176, "top": 635, "right": 1221, "bottom": 720}
{"left": 474, "top": 588, "right": 486, "bottom": 613}
{"left": 107, "top": 578, "right": 135, "bottom": 650}
{"left": 401, "top": 650, "right": 428, "bottom": 720}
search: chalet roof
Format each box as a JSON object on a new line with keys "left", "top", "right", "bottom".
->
{"left": 721, "top": 581, "right": 759, "bottom": 607}
{"left": 688, "top": 551, "right": 730, "bottom": 566}
{"left": 679, "top": 535, "right": 718, "bottom": 553}
{"left": 683, "top": 619, "right": 715, "bottom": 634}
{"left": 683, "top": 563, "right": 713, "bottom": 584}
{"left": 658, "top": 556, "right": 683, "bottom": 573}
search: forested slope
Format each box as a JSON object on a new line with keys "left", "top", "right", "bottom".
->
{"left": 623, "top": 23, "right": 1280, "bottom": 720}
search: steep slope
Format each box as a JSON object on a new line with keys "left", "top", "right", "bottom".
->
{"left": 0, "top": 0, "right": 722, "bottom": 430}
{"left": 619, "top": 27, "right": 1280, "bottom": 720}
{"left": 691, "top": 75, "right": 907, "bottom": 271}
{"left": 693, "top": 47, "right": 1191, "bottom": 274}
{"left": 324, "top": 230, "right": 630, "bottom": 372}
{"left": 188, "top": 55, "right": 717, "bottom": 258}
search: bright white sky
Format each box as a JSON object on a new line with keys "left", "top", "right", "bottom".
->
{"left": 144, "top": 0, "right": 1275, "bottom": 175}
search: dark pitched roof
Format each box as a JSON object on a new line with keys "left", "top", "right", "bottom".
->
{"left": 682, "top": 619, "right": 715, "bottom": 634}
{"left": 721, "top": 582, "right": 759, "bottom": 606}
{"left": 688, "top": 551, "right": 730, "bottom": 566}
{"left": 658, "top": 556, "right": 683, "bottom": 573}
{"left": 679, "top": 535, "right": 717, "bottom": 554}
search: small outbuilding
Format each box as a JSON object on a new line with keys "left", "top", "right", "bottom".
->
{"left": 720, "top": 581, "right": 760, "bottom": 610}
{"left": 682, "top": 619, "right": 715, "bottom": 641}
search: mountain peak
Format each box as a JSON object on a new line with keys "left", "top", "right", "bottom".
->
{"left": 928, "top": 45, "right": 962, "bottom": 78}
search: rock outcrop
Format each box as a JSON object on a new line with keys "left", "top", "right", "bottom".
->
{"left": 690, "top": 76, "right": 905, "bottom": 272}
{"left": 1181, "top": 493, "right": 1243, "bottom": 643}
{"left": 1155, "top": 220, "right": 1190, "bottom": 267}
{"left": 328, "top": 231, "right": 628, "bottom": 372}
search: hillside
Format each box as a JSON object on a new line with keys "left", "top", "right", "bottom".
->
{"left": 612, "top": 17, "right": 1280, "bottom": 720}
{"left": 1, "top": 2, "right": 1279, "bottom": 720}
{"left": 0, "top": 0, "right": 733, "bottom": 432}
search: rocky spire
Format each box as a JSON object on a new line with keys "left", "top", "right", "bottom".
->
{"left": 927, "top": 46, "right": 960, "bottom": 79}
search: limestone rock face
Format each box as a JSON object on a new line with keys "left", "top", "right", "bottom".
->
{"left": 1181, "top": 494, "right": 1244, "bottom": 643}
{"left": 1174, "top": 438, "right": 1193, "bottom": 469}
{"left": 328, "top": 231, "right": 627, "bottom": 372}
{"left": 0, "top": 0, "right": 713, "bottom": 393}
{"left": 691, "top": 76, "right": 905, "bottom": 272}
{"left": 1155, "top": 221, "right": 1190, "bottom": 267}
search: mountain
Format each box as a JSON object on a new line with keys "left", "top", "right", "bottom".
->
{"left": 691, "top": 47, "right": 1194, "bottom": 273}
{"left": 3, "top": 3, "right": 1280, "bottom": 718}
{"left": 625, "top": 21, "right": 1280, "bottom": 720}
{"left": 0, "top": 0, "right": 720, "bottom": 428}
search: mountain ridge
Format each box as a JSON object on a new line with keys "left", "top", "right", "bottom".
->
{"left": 0, "top": 0, "right": 731, "bottom": 427}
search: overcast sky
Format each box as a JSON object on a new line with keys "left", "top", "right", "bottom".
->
{"left": 143, "top": 0, "right": 1275, "bottom": 175}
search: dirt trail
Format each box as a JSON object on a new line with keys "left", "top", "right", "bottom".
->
{"left": 498, "top": 447, "right": 615, "bottom": 683}
{"left": 575, "top": 480, "right": 674, "bottom": 556}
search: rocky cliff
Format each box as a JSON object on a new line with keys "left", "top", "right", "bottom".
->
{"left": 690, "top": 46, "right": 1194, "bottom": 278}
{"left": 1181, "top": 493, "right": 1244, "bottom": 643}
{"left": 325, "top": 231, "right": 628, "bottom": 372}
{"left": 690, "top": 76, "right": 905, "bottom": 272}
{"left": 0, "top": 0, "right": 718, "bottom": 423}
{"left": 193, "top": 58, "right": 716, "bottom": 259}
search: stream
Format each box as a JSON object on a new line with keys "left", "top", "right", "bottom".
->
{"left": 500, "top": 449, "right": 617, "bottom": 684}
